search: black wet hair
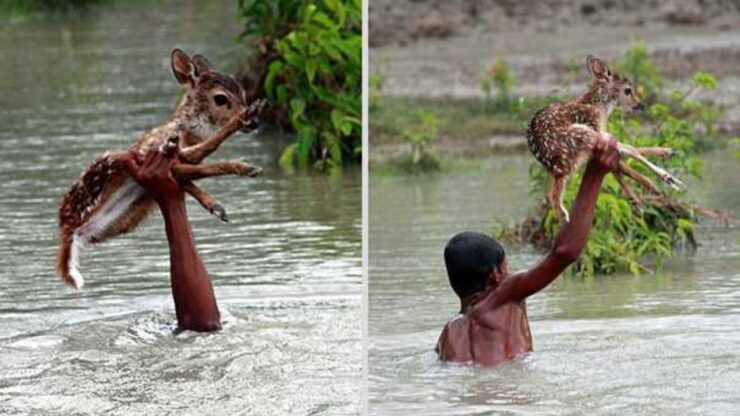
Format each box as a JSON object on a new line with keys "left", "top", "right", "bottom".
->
{"left": 444, "top": 231, "right": 505, "bottom": 299}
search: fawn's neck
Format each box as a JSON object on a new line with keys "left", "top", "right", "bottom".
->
{"left": 167, "top": 95, "right": 218, "bottom": 144}
{"left": 575, "top": 82, "right": 613, "bottom": 115}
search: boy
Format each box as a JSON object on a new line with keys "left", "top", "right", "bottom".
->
{"left": 436, "top": 138, "right": 619, "bottom": 366}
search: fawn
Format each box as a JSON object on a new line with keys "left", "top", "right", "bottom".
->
{"left": 527, "top": 54, "right": 684, "bottom": 222}
{"left": 57, "top": 49, "right": 264, "bottom": 288}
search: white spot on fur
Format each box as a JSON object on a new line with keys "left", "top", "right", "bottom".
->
{"left": 571, "top": 123, "right": 593, "bottom": 132}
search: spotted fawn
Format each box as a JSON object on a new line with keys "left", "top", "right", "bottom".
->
{"left": 57, "top": 49, "right": 264, "bottom": 288}
{"left": 527, "top": 54, "right": 684, "bottom": 222}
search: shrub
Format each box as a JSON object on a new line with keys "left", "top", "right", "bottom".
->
{"left": 400, "top": 109, "right": 441, "bottom": 172}
{"left": 238, "top": 0, "right": 361, "bottom": 172}
{"left": 369, "top": 70, "right": 385, "bottom": 112}
{"left": 615, "top": 40, "right": 663, "bottom": 101}
{"left": 481, "top": 58, "right": 516, "bottom": 111}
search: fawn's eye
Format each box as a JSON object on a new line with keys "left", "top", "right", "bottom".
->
{"left": 213, "top": 94, "right": 228, "bottom": 106}
{"left": 624, "top": 87, "right": 632, "bottom": 95}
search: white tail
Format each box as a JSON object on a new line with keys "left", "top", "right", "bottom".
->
{"left": 68, "top": 233, "right": 85, "bottom": 289}
{"left": 58, "top": 178, "right": 146, "bottom": 288}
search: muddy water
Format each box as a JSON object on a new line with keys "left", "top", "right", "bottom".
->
{"left": 0, "top": 1, "right": 360, "bottom": 415}
{"left": 369, "top": 151, "right": 740, "bottom": 415}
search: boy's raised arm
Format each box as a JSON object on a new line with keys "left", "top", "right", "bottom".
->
{"left": 474, "top": 138, "right": 620, "bottom": 317}
{"left": 123, "top": 140, "right": 221, "bottom": 332}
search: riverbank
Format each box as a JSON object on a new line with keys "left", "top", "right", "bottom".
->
{"left": 370, "top": 96, "right": 539, "bottom": 164}
{"left": 0, "top": 0, "right": 107, "bottom": 18}
{"left": 370, "top": 96, "right": 733, "bottom": 167}
{"left": 370, "top": 25, "right": 740, "bottom": 164}
{"left": 369, "top": 0, "right": 740, "bottom": 48}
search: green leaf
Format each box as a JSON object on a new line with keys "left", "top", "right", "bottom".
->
{"left": 296, "top": 126, "right": 316, "bottom": 167}
{"left": 692, "top": 71, "right": 718, "bottom": 90}
{"left": 276, "top": 85, "right": 288, "bottom": 104}
{"left": 279, "top": 143, "right": 297, "bottom": 171}
{"left": 311, "top": 11, "right": 337, "bottom": 30}
{"left": 264, "top": 61, "right": 285, "bottom": 98}
{"left": 306, "top": 60, "right": 317, "bottom": 83}
{"left": 330, "top": 109, "right": 344, "bottom": 132}
{"left": 340, "top": 120, "right": 353, "bottom": 136}
{"left": 290, "top": 97, "right": 306, "bottom": 121}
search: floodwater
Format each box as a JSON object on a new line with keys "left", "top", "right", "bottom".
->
{"left": 0, "top": 1, "right": 360, "bottom": 415}
{"left": 369, "top": 151, "right": 740, "bottom": 415}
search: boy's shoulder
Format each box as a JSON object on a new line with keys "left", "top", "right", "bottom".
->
{"left": 437, "top": 313, "right": 473, "bottom": 362}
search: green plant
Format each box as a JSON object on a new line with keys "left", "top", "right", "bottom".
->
{"left": 496, "top": 45, "right": 724, "bottom": 278}
{"left": 369, "top": 69, "right": 385, "bottom": 111}
{"left": 615, "top": 40, "right": 663, "bottom": 101}
{"left": 238, "top": 0, "right": 361, "bottom": 172}
{"left": 0, "top": 0, "right": 104, "bottom": 16}
{"left": 731, "top": 137, "right": 740, "bottom": 159}
{"left": 401, "top": 109, "right": 441, "bottom": 171}
{"left": 481, "top": 58, "right": 516, "bottom": 111}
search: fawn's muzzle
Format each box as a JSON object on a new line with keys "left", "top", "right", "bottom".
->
{"left": 633, "top": 102, "right": 645, "bottom": 111}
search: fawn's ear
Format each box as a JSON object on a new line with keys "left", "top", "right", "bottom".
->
{"left": 171, "top": 49, "right": 197, "bottom": 87}
{"left": 587, "top": 54, "right": 612, "bottom": 81}
{"left": 191, "top": 54, "right": 214, "bottom": 78}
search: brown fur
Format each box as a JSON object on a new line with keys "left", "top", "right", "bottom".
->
{"left": 56, "top": 49, "right": 260, "bottom": 288}
{"left": 527, "top": 55, "right": 682, "bottom": 222}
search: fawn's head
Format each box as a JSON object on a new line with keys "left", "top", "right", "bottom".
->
{"left": 170, "top": 49, "right": 258, "bottom": 137}
{"left": 585, "top": 54, "right": 643, "bottom": 113}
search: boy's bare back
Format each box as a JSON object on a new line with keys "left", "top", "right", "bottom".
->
{"left": 437, "top": 301, "right": 533, "bottom": 366}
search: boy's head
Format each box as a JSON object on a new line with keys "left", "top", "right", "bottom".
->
{"left": 444, "top": 232, "right": 507, "bottom": 299}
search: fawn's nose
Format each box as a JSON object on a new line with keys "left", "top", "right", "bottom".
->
{"left": 634, "top": 102, "right": 645, "bottom": 111}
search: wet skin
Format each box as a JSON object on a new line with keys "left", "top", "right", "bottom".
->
{"left": 123, "top": 139, "right": 221, "bottom": 332}
{"left": 437, "top": 138, "right": 620, "bottom": 366}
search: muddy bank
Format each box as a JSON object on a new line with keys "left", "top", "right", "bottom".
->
{"left": 371, "top": 25, "right": 740, "bottom": 135}
{"left": 370, "top": 0, "right": 740, "bottom": 47}
{"left": 370, "top": 135, "right": 527, "bottom": 165}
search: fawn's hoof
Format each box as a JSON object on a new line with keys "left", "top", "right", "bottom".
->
{"left": 629, "top": 199, "right": 644, "bottom": 214}
{"left": 663, "top": 174, "right": 685, "bottom": 190}
{"left": 554, "top": 206, "right": 570, "bottom": 223}
{"left": 238, "top": 161, "right": 263, "bottom": 178}
{"left": 210, "top": 203, "right": 229, "bottom": 222}
{"left": 667, "top": 149, "right": 685, "bottom": 158}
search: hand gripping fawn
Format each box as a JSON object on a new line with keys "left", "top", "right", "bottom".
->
{"left": 57, "top": 49, "right": 264, "bottom": 288}
{"left": 527, "top": 54, "right": 684, "bottom": 222}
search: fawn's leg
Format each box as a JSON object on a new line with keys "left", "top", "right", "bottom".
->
{"left": 634, "top": 146, "right": 674, "bottom": 157}
{"left": 183, "top": 182, "right": 228, "bottom": 222}
{"left": 549, "top": 176, "right": 569, "bottom": 222}
{"left": 617, "top": 143, "right": 684, "bottom": 190}
{"left": 179, "top": 116, "right": 244, "bottom": 164}
{"left": 172, "top": 161, "right": 263, "bottom": 181}
{"left": 614, "top": 171, "right": 641, "bottom": 205}
{"left": 619, "top": 162, "right": 661, "bottom": 195}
